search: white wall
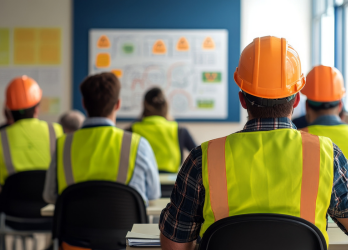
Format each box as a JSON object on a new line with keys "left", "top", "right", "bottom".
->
{"left": 0, "top": 0, "right": 311, "bottom": 143}
{"left": 0, "top": 0, "right": 71, "bottom": 123}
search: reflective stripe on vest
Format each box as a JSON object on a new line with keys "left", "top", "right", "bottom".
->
{"left": 0, "top": 123, "right": 56, "bottom": 177}
{"left": 200, "top": 129, "right": 333, "bottom": 246}
{"left": 132, "top": 116, "right": 180, "bottom": 173}
{"left": 301, "top": 124, "right": 348, "bottom": 157}
{"left": 57, "top": 127, "right": 140, "bottom": 194}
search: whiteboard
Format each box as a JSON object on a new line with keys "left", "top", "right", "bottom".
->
{"left": 89, "top": 29, "right": 228, "bottom": 119}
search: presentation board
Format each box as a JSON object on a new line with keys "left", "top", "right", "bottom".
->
{"left": 89, "top": 29, "right": 228, "bottom": 120}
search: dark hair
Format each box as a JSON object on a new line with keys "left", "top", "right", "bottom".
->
{"left": 245, "top": 97, "right": 296, "bottom": 118}
{"left": 142, "top": 87, "right": 168, "bottom": 118}
{"left": 11, "top": 105, "right": 38, "bottom": 122}
{"left": 80, "top": 72, "right": 121, "bottom": 117}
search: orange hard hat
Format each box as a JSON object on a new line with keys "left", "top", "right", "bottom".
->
{"left": 6, "top": 75, "right": 42, "bottom": 111}
{"left": 234, "top": 36, "right": 306, "bottom": 99}
{"left": 301, "top": 65, "right": 345, "bottom": 102}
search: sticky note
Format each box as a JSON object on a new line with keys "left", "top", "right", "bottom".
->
{"left": 14, "top": 28, "right": 37, "bottom": 64}
{"left": 202, "top": 37, "right": 215, "bottom": 50}
{"left": 0, "top": 29, "right": 10, "bottom": 65}
{"left": 152, "top": 40, "right": 167, "bottom": 54}
{"left": 176, "top": 37, "right": 190, "bottom": 51}
{"left": 38, "top": 28, "right": 61, "bottom": 64}
{"left": 96, "top": 53, "right": 111, "bottom": 68}
{"left": 97, "top": 35, "right": 111, "bottom": 48}
{"left": 112, "top": 69, "right": 123, "bottom": 78}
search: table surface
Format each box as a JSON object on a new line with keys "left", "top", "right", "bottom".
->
{"left": 40, "top": 198, "right": 170, "bottom": 217}
{"left": 159, "top": 174, "right": 177, "bottom": 185}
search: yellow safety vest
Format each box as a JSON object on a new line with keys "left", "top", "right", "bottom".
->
{"left": 57, "top": 126, "right": 141, "bottom": 194}
{"left": 132, "top": 116, "right": 180, "bottom": 173}
{"left": 201, "top": 129, "right": 333, "bottom": 246}
{"left": 0, "top": 118, "right": 63, "bottom": 185}
{"left": 302, "top": 124, "right": 348, "bottom": 157}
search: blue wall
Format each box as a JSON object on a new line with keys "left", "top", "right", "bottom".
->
{"left": 73, "top": 0, "right": 241, "bottom": 122}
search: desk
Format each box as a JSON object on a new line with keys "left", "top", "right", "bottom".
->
{"left": 125, "top": 226, "right": 348, "bottom": 250}
{"left": 159, "top": 174, "right": 177, "bottom": 185}
{"left": 40, "top": 198, "right": 170, "bottom": 217}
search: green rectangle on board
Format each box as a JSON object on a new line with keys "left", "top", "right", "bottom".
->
{"left": 197, "top": 100, "right": 214, "bottom": 109}
{"left": 0, "top": 28, "right": 10, "bottom": 65}
{"left": 202, "top": 72, "right": 221, "bottom": 83}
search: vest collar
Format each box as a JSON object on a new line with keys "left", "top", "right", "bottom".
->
{"left": 142, "top": 116, "right": 168, "bottom": 124}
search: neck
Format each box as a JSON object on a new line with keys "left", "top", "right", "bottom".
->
{"left": 307, "top": 110, "right": 339, "bottom": 124}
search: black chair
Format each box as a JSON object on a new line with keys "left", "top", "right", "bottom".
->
{"left": 0, "top": 170, "right": 52, "bottom": 250}
{"left": 52, "top": 181, "right": 148, "bottom": 250}
{"left": 161, "top": 184, "right": 174, "bottom": 198}
{"left": 199, "top": 213, "right": 327, "bottom": 250}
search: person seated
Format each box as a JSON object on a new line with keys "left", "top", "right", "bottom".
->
{"left": 43, "top": 72, "right": 161, "bottom": 205}
{"left": 300, "top": 65, "right": 348, "bottom": 156}
{"left": 58, "top": 110, "right": 85, "bottom": 133}
{"left": 159, "top": 36, "right": 348, "bottom": 250}
{"left": 127, "top": 87, "right": 196, "bottom": 173}
{"left": 0, "top": 76, "right": 63, "bottom": 186}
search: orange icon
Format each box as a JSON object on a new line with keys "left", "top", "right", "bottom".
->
{"left": 176, "top": 37, "right": 190, "bottom": 51}
{"left": 152, "top": 40, "right": 167, "bottom": 54}
{"left": 202, "top": 37, "right": 215, "bottom": 50}
{"left": 95, "top": 53, "right": 111, "bottom": 68}
{"left": 97, "top": 35, "right": 110, "bottom": 48}
{"left": 111, "top": 69, "right": 123, "bottom": 78}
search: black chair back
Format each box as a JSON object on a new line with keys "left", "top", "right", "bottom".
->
{"left": 199, "top": 213, "right": 327, "bottom": 250}
{"left": 53, "top": 181, "right": 148, "bottom": 250}
{"left": 0, "top": 170, "right": 52, "bottom": 230}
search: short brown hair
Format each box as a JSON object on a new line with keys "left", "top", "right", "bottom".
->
{"left": 142, "top": 87, "right": 168, "bottom": 118}
{"left": 80, "top": 72, "right": 121, "bottom": 117}
{"left": 245, "top": 97, "right": 295, "bottom": 118}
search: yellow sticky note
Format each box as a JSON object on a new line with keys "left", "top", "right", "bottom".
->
{"left": 112, "top": 69, "right": 123, "bottom": 78}
{"left": 14, "top": 28, "right": 37, "bottom": 64}
{"left": 96, "top": 53, "right": 111, "bottom": 68}
{"left": 0, "top": 28, "right": 10, "bottom": 65}
{"left": 38, "top": 28, "right": 61, "bottom": 64}
{"left": 176, "top": 37, "right": 190, "bottom": 51}
{"left": 97, "top": 35, "right": 111, "bottom": 48}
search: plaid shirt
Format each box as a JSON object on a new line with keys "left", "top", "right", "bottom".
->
{"left": 159, "top": 117, "right": 348, "bottom": 243}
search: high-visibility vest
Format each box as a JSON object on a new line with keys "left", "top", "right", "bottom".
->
{"left": 301, "top": 124, "right": 348, "bottom": 157}
{"left": 132, "top": 116, "right": 180, "bottom": 173}
{"left": 57, "top": 126, "right": 141, "bottom": 194}
{"left": 0, "top": 118, "right": 63, "bottom": 185}
{"left": 201, "top": 129, "right": 333, "bottom": 246}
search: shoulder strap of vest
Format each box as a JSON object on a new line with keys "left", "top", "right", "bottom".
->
{"left": 62, "top": 130, "right": 134, "bottom": 185}
{"left": 0, "top": 129, "right": 15, "bottom": 175}
{"left": 117, "top": 131, "right": 133, "bottom": 183}
{"left": 207, "top": 131, "right": 321, "bottom": 224}
{"left": 48, "top": 123, "right": 56, "bottom": 159}
{"left": 300, "top": 131, "right": 320, "bottom": 224}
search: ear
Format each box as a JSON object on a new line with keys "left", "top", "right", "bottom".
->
{"left": 338, "top": 100, "right": 343, "bottom": 112}
{"left": 114, "top": 99, "right": 121, "bottom": 112}
{"left": 33, "top": 104, "right": 40, "bottom": 118}
{"left": 239, "top": 91, "right": 247, "bottom": 109}
{"left": 82, "top": 98, "right": 86, "bottom": 110}
{"left": 293, "top": 93, "right": 300, "bottom": 108}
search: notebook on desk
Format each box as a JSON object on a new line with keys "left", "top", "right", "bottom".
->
{"left": 126, "top": 224, "right": 160, "bottom": 247}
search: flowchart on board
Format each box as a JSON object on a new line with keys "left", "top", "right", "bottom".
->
{"left": 89, "top": 29, "right": 228, "bottom": 119}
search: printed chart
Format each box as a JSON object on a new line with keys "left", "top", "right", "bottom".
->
{"left": 89, "top": 29, "right": 228, "bottom": 119}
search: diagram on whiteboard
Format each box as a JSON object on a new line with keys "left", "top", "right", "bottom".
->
{"left": 89, "top": 29, "right": 228, "bottom": 119}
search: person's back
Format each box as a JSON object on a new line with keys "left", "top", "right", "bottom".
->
{"left": 300, "top": 65, "right": 348, "bottom": 156}
{"left": 0, "top": 76, "right": 63, "bottom": 185}
{"left": 130, "top": 87, "right": 196, "bottom": 173}
{"left": 43, "top": 72, "right": 160, "bottom": 206}
{"left": 159, "top": 36, "right": 348, "bottom": 250}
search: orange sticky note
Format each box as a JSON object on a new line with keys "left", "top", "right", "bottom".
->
{"left": 97, "top": 35, "right": 110, "bottom": 48}
{"left": 202, "top": 37, "right": 215, "bottom": 50}
{"left": 152, "top": 40, "right": 167, "bottom": 54}
{"left": 95, "top": 53, "right": 111, "bottom": 68}
{"left": 176, "top": 37, "right": 190, "bottom": 51}
{"left": 112, "top": 69, "right": 123, "bottom": 78}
